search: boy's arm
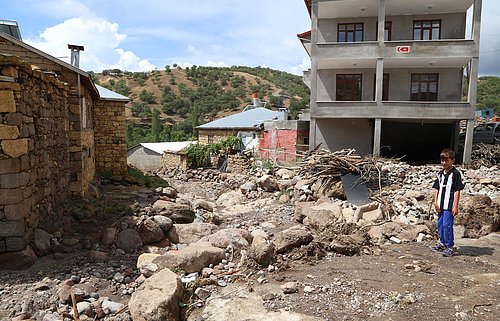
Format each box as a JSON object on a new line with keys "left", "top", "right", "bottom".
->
{"left": 434, "top": 190, "right": 440, "bottom": 213}
{"left": 452, "top": 191, "right": 460, "bottom": 216}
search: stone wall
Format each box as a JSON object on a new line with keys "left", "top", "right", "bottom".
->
{"left": 0, "top": 55, "right": 70, "bottom": 261}
{"left": 227, "top": 154, "right": 251, "bottom": 173}
{"left": 94, "top": 100, "right": 128, "bottom": 176}
{"left": 198, "top": 129, "right": 239, "bottom": 145}
{"left": 67, "top": 88, "right": 96, "bottom": 196}
{"left": 160, "top": 152, "right": 188, "bottom": 171}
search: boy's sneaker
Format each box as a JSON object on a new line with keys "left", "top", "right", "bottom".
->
{"left": 430, "top": 243, "right": 446, "bottom": 252}
{"left": 442, "top": 248, "right": 457, "bottom": 257}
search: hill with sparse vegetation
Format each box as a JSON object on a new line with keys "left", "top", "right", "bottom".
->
{"left": 90, "top": 65, "right": 310, "bottom": 147}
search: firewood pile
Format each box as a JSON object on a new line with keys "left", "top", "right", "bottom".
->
{"left": 298, "top": 149, "right": 390, "bottom": 189}
{"left": 468, "top": 144, "right": 500, "bottom": 169}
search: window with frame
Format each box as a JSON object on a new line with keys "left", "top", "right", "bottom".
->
{"left": 207, "top": 135, "right": 214, "bottom": 144}
{"left": 413, "top": 20, "right": 441, "bottom": 40}
{"left": 337, "top": 23, "right": 364, "bottom": 42}
{"left": 336, "top": 74, "right": 362, "bottom": 101}
{"left": 411, "top": 74, "right": 438, "bottom": 101}
{"left": 373, "top": 74, "right": 389, "bottom": 101}
{"left": 375, "top": 21, "right": 392, "bottom": 41}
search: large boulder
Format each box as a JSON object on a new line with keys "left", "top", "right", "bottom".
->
{"left": 31, "top": 228, "right": 52, "bottom": 256}
{"left": 115, "top": 229, "right": 143, "bottom": 253}
{"left": 303, "top": 201, "right": 344, "bottom": 232}
{"left": 153, "top": 242, "right": 225, "bottom": 273}
{"left": 167, "top": 223, "right": 219, "bottom": 244}
{"left": 152, "top": 200, "right": 195, "bottom": 223}
{"left": 240, "top": 181, "right": 257, "bottom": 194}
{"left": 152, "top": 215, "right": 174, "bottom": 233}
{"left": 381, "top": 222, "right": 431, "bottom": 242}
{"left": 256, "top": 175, "right": 279, "bottom": 192}
{"left": 0, "top": 246, "right": 37, "bottom": 269}
{"left": 199, "top": 228, "right": 253, "bottom": 251}
{"left": 273, "top": 226, "right": 313, "bottom": 254}
{"left": 137, "top": 218, "right": 164, "bottom": 244}
{"left": 216, "top": 190, "right": 243, "bottom": 207}
{"left": 248, "top": 236, "right": 275, "bottom": 266}
{"left": 128, "top": 268, "right": 184, "bottom": 321}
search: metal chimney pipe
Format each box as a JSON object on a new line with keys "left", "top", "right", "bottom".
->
{"left": 252, "top": 93, "right": 259, "bottom": 107}
{"left": 67, "top": 44, "right": 84, "bottom": 68}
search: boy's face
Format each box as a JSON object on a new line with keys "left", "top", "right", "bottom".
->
{"left": 440, "top": 157, "right": 454, "bottom": 171}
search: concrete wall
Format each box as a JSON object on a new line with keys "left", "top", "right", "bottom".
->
{"left": 94, "top": 100, "right": 128, "bottom": 176}
{"left": 317, "top": 68, "right": 463, "bottom": 102}
{"left": 0, "top": 55, "right": 70, "bottom": 265}
{"left": 127, "top": 146, "right": 161, "bottom": 173}
{"left": 318, "top": 13, "right": 466, "bottom": 42}
{"left": 314, "top": 118, "right": 373, "bottom": 155}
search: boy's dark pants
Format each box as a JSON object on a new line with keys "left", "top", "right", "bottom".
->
{"left": 437, "top": 210, "right": 454, "bottom": 248}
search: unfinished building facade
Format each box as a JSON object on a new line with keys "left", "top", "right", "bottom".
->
{"left": 300, "top": 0, "right": 482, "bottom": 162}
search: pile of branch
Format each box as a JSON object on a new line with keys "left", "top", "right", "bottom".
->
{"left": 468, "top": 144, "right": 500, "bottom": 169}
{"left": 298, "top": 149, "right": 390, "bottom": 189}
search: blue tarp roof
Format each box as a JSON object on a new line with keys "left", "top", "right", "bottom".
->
{"left": 196, "top": 107, "right": 279, "bottom": 129}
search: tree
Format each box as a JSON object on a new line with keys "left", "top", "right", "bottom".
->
{"left": 139, "top": 90, "right": 156, "bottom": 104}
{"left": 150, "top": 109, "right": 161, "bottom": 142}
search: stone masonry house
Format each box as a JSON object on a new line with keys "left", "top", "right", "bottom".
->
{"left": 196, "top": 107, "right": 285, "bottom": 151}
{"left": 0, "top": 30, "right": 128, "bottom": 267}
{"left": 300, "top": 0, "right": 482, "bottom": 162}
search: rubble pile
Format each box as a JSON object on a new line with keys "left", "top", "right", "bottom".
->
{"left": 0, "top": 149, "right": 498, "bottom": 321}
{"left": 468, "top": 143, "right": 500, "bottom": 169}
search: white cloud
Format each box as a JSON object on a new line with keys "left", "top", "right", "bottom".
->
{"left": 25, "top": 16, "right": 156, "bottom": 72}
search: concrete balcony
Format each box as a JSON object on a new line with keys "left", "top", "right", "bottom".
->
{"left": 312, "top": 101, "right": 474, "bottom": 120}
{"left": 315, "top": 40, "right": 475, "bottom": 69}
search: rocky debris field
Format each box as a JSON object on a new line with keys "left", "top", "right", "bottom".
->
{"left": 1, "top": 150, "right": 499, "bottom": 321}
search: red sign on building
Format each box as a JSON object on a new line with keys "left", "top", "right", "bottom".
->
{"left": 396, "top": 46, "right": 411, "bottom": 53}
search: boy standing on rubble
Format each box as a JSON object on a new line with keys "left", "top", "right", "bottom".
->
{"left": 431, "top": 149, "right": 464, "bottom": 257}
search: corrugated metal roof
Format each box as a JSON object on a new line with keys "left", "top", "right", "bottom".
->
{"left": 196, "top": 107, "right": 280, "bottom": 129}
{"left": 96, "top": 84, "right": 130, "bottom": 101}
{"left": 140, "top": 141, "right": 196, "bottom": 154}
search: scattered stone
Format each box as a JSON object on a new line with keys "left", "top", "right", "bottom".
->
{"left": 281, "top": 282, "right": 298, "bottom": 294}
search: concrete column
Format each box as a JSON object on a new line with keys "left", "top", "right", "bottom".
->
{"left": 375, "top": 58, "right": 384, "bottom": 104}
{"left": 373, "top": 118, "right": 382, "bottom": 156}
{"left": 472, "top": 0, "right": 482, "bottom": 44}
{"left": 463, "top": 120, "right": 474, "bottom": 163}
{"left": 309, "top": 118, "right": 317, "bottom": 151}
{"left": 309, "top": 0, "right": 319, "bottom": 150}
{"left": 378, "top": 0, "right": 386, "bottom": 45}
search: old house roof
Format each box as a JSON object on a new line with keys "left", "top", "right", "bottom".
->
{"left": 96, "top": 84, "right": 129, "bottom": 101}
{"left": 0, "top": 32, "right": 127, "bottom": 102}
{"left": 196, "top": 107, "right": 280, "bottom": 130}
{"left": 130, "top": 141, "right": 197, "bottom": 155}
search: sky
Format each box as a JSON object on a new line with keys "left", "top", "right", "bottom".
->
{"left": 1, "top": 0, "right": 499, "bottom": 76}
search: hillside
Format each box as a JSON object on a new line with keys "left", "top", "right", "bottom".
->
{"left": 91, "top": 66, "right": 310, "bottom": 147}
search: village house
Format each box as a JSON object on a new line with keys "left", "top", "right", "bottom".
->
{"left": 0, "top": 21, "right": 129, "bottom": 267}
{"left": 127, "top": 141, "right": 195, "bottom": 173}
{"left": 299, "top": 0, "right": 482, "bottom": 162}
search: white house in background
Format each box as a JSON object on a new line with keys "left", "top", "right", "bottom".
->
{"left": 127, "top": 141, "right": 195, "bottom": 172}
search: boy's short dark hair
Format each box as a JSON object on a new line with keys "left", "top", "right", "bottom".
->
{"left": 440, "top": 148, "right": 455, "bottom": 160}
